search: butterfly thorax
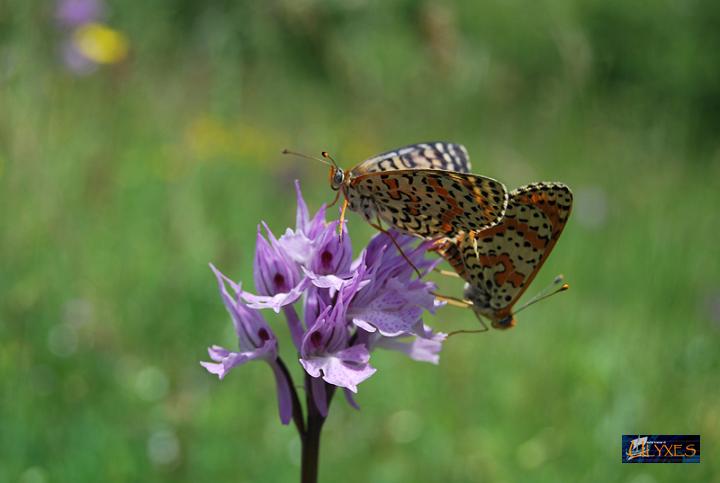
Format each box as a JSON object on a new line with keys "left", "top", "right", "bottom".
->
{"left": 342, "top": 177, "right": 377, "bottom": 224}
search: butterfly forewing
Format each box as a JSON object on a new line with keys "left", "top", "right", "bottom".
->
{"left": 444, "top": 182, "right": 572, "bottom": 314}
{"left": 353, "top": 142, "right": 471, "bottom": 175}
{"left": 350, "top": 170, "right": 508, "bottom": 239}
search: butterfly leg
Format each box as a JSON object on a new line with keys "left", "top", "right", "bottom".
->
{"left": 447, "top": 326, "right": 489, "bottom": 336}
{"left": 433, "top": 268, "right": 462, "bottom": 278}
{"left": 327, "top": 189, "right": 341, "bottom": 209}
{"left": 431, "top": 292, "right": 490, "bottom": 335}
{"left": 431, "top": 291, "right": 472, "bottom": 308}
{"left": 338, "top": 199, "right": 349, "bottom": 239}
{"left": 369, "top": 215, "right": 424, "bottom": 278}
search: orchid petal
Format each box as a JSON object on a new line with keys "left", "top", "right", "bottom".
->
{"left": 270, "top": 362, "right": 293, "bottom": 425}
{"left": 200, "top": 339, "right": 276, "bottom": 379}
{"left": 310, "top": 376, "right": 328, "bottom": 417}
{"left": 344, "top": 388, "right": 361, "bottom": 410}
{"left": 241, "top": 278, "right": 308, "bottom": 313}
{"left": 300, "top": 344, "right": 376, "bottom": 392}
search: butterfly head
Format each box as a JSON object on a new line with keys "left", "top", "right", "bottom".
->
{"left": 469, "top": 303, "right": 516, "bottom": 330}
{"left": 465, "top": 283, "right": 517, "bottom": 330}
{"left": 490, "top": 311, "right": 516, "bottom": 330}
{"left": 320, "top": 151, "right": 345, "bottom": 191}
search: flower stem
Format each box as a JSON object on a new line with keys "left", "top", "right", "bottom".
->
{"left": 301, "top": 415, "right": 321, "bottom": 483}
{"left": 301, "top": 375, "right": 336, "bottom": 483}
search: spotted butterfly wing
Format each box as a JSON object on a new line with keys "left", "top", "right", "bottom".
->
{"left": 346, "top": 169, "right": 508, "bottom": 239}
{"left": 435, "top": 182, "right": 572, "bottom": 328}
{"left": 353, "top": 142, "right": 472, "bottom": 175}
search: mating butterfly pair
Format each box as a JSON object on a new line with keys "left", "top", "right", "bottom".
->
{"left": 320, "top": 142, "right": 572, "bottom": 329}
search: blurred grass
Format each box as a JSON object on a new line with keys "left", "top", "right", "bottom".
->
{"left": 1, "top": 1, "right": 720, "bottom": 482}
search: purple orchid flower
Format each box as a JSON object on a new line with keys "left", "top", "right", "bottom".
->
{"left": 254, "top": 223, "right": 300, "bottom": 296}
{"left": 202, "top": 180, "right": 447, "bottom": 428}
{"left": 301, "top": 227, "right": 354, "bottom": 292}
{"left": 361, "top": 325, "right": 447, "bottom": 364}
{"left": 298, "top": 270, "right": 377, "bottom": 415}
{"left": 242, "top": 223, "right": 308, "bottom": 314}
{"left": 201, "top": 264, "right": 292, "bottom": 425}
{"left": 348, "top": 235, "right": 441, "bottom": 336}
{"left": 278, "top": 182, "right": 327, "bottom": 266}
{"left": 299, "top": 302, "right": 375, "bottom": 415}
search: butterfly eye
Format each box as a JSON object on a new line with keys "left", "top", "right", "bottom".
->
{"left": 492, "top": 315, "right": 516, "bottom": 330}
{"left": 331, "top": 169, "right": 344, "bottom": 190}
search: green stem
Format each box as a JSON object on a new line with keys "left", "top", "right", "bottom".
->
{"left": 301, "top": 375, "right": 336, "bottom": 483}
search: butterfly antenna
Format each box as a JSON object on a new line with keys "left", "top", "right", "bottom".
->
{"left": 321, "top": 151, "right": 340, "bottom": 169}
{"left": 282, "top": 149, "right": 333, "bottom": 167}
{"left": 513, "top": 274, "right": 569, "bottom": 316}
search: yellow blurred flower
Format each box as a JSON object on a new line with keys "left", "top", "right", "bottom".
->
{"left": 184, "top": 116, "right": 279, "bottom": 165}
{"left": 73, "top": 22, "right": 129, "bottom": 64}
{"left": 185, "top": 116, "right": 235, "bottom": 160}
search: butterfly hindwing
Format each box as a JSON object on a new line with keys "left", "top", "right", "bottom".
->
{"left": 349, "top": 169, "right": 508, "bottom": 239}
{"left": 447, "top": 182, "right": 573, "bottom": 315}
{"left": 353, "top": 142, "right": 471, "bottom": 175}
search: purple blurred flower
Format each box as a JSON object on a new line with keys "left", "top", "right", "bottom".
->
{"left": 60, "top": 40, "right": 97, "bottom": 75}
{"left": 56, "top": 0, "right": 104, "bottom": 27}
{"left": 202, "top": 180, "right": 446, "bottom": 421}
{"left": 55, "top": 0, "right": 129, "bottom": 74}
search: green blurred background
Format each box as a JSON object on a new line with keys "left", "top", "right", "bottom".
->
{"left": 2, "top": 1, "right": 719, "bottom": 481}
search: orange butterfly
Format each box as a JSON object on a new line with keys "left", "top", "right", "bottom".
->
{"left": 434, "top": 182, "right": 572, "bottom": 329}
{"left": 322, "top": 142, "right": 508, "bottom": 240}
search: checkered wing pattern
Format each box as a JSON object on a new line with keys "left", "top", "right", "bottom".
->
{"left": 353, "top": 142, "right": 471, "bottom": 175}
{"left": 439, "top": 182, "right": 572, "bottom": 315}
{"left": 350, "top": 170, "right": 508, "bottom": 239}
